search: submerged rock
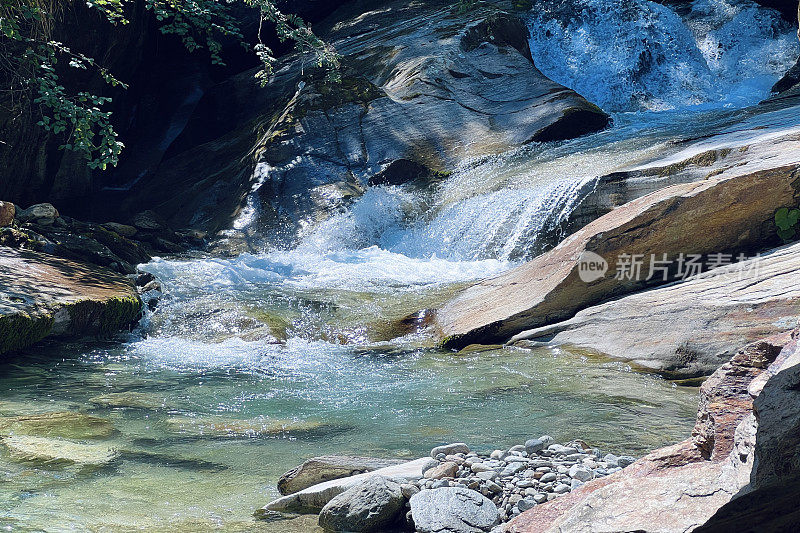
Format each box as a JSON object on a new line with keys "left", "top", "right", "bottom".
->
{"left": 0, "top": 412, "right": 115, "bottom": 440}
{"left": 318, "top": 475, "right": 405, "bottom": 532}
{"left": 89, "top": 392, "right": 166, "bottom": 410}
{"left": 2, "top": 435, "right": 118, "bottom": 467}
{"left": 165, "top": 416, "right": 335, "bottom": 439}
{"left": 410, "top": 486, "right": 499, "bottom": 533}
{"left": 278, "top": 455, "right": 404, "bottom": 496}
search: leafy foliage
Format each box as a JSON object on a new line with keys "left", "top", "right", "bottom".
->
{"left": 775, "top": 207, "right": 800, "bottom": 241}
{"left": 0, "top": 0, "right": 339, "bottom": 169}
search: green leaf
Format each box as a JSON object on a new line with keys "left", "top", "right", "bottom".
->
{"left": 775, "top": 207, "right": 791, "bottom": 230}
{"left": 778, "top": 227, "right": 796, "bottom": 241}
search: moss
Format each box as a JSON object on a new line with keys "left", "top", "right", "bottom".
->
{"left": 66, "top": 293, "right": 141, "bottom": 338}
{"left": 295, "top": 75, "right": 385, "bottom": 118}
{"left": 657, "top": 148, "right": 731, "bottom": 177}
{"left": 0, "top": 312, "right": 54, "bottom": 355}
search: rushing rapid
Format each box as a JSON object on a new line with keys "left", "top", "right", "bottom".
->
{"left": 1, "top": 0, "right": 798, "bottom": 529}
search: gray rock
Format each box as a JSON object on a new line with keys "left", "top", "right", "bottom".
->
{"left": 401, "top": 483, "right": 420, "bottom": 500}
{"left": 568, "top": 465, "right": 594, "bottom": 482}
{"left": 318, "top": 475, "right": 405, "bottom": 532}
{"left": 517, "top": 498, "right": 537, "bottom": 512}
{"left": 617, "top": 456, "right": 636, "bottom": 468}
{"left": 424, "top": 461, "right": 459, "bottom": 480}
{"left": 410, "top": 487, "right": 500, "bottom": 533}
{"left": 571, "top": 479, "right": 585, "bottom": 490}
{"left": 533, "top": 493, "right": 548, "bottom": 504}
{"left": 539, "top": 472, "right": 557, "bottom": 483}
{"left": 603, "top": 453, "right": 619, "bottom": 467}
{"left": 476, "top": 471, "right": 498, "bottom": 481}
{"left": 553, "top": 483, "right": 571, "bottom": 494}
{"left": 17, "top": 203, "right": 59, "bottom": 224}
{"left": 548, "top": 444, "right": 578, "bottom": 455}
{"left": 525, "top": 438, "right": 546, "bottom": 455}
{"left": 501, "top": 462, "right": 527, "bottom": 476}
{"left": 431, "top": 443, "right": 470, "bottom": 459}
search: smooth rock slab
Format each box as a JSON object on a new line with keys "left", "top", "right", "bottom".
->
{"left": 318, "top": 475, "right": 405, "bottom": 532}
{"left": 2, "top": 435, "right": 118, "bottom": 467}
{"left": 279, "top": 455, "right": 404, "bottom": 495}
{"left": 410, "top": 487, "right": 499, "bottom": 533}
{"left": 260, "top": 457, "right": 437, "bottom": 514}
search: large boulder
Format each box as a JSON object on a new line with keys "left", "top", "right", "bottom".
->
{"left": 0, "top": 246, "right": 141, "bottom": 356}
{"left": 410, "top": 486, "right": 499, "bottom": 533}
{"left": 510, "top": 243, "right": 800, "bottom": 378}
{"left": 508, "top": 334, "right": 794, "bottom": 533}
{"left": 123, "top": 0, "right": 609, "bottom": 238}
{"left": 259, "top": 457, "right": 437, "bottom": 514}
{"left": 16, "top": 203, "right": 59, "bottom": 225}
{"left": 318, "top": 475, "right": 405, "bottom": 532}
{"left": 278, "top": 455, "right": 404, "bottom": 495}
{"left": 434, "top": 136, "right": 800, "bottom": 349}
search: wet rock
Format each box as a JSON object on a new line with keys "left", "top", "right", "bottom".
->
{"left": 278, "top": 455, "right": 404, "bottom": 495}
{"left": 89, "top": 392, "right": 165, "bottom": 410}
{"left": 131, "top": 210, "right": 166, "bottom": 231}
{"left": 102, "top": 222, "right": 138, "bottom": 238}
{"left": 318, "top": 475, "right": 405, "bottom": 532}
{"left": 0, "top": 201, "right": 14, "bottom": 227}
{"left": 410, "top": 487, "right": 499, "bottom": 533}
{"left": 2, "top": 435, "right": 118, "bottom": 467}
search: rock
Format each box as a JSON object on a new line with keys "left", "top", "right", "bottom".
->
{"left": 2, "top": 435, "right": 117, "bottom": 467}
{"left": 410, "top": 487, "right": 499, "bottom": 533}
{"left": 510, "top": 243, "right": 800, "bottom": 378}
{"left": 436, "top": 129, "right": 800, "bottom": 348}
{"left": 524, "top": 437, "right": 551, "bottom": 455}
{"left": 278, "top": 455, "right": 404, "bottom": 495}
{"left": 131, "top": 210, "right": 166, "bottom": 231}
{"left": 401, "top": 483, "right": 420, "bottom": 499}
{"left": 424, "top": 461, "right": 459, "bottom": 480}
{"left": 102, "top": 222, "right": 138, "bottom": 238}
{"left": 0, "top": 246, "right": 142, "bottom": 356}
{"left": 539, "top": 472, "right": 557, "bottom": 483}
{"left": 750, "top": 342, "right": 800, "bottom": 490}
{"left": 431, "top": 443, "right": 470, "bottom": 458}
{"left": 123, "top": 0, "right": 608, "bottom": 239}
{"left": 476, "top": 471, "right": 498, "bottom": 481}
{"left": 318, "top": 475, "right": 405, "bottom": 532}
{"left": 89, "top": 392, "right": 165, "bottom": 410}
{"left": 568, "top": 465, "right": 593, "bottom": 482}
{"left": 17, "top": 203, "right": 59, "bottom": 224}
{"left": 616, "top": 456, "right": 636, "bottom": 468}
{"left": 553, "top": 483, "right": 571, "bottom": 494}
{"left": 260, "top": 457, "right": 436, "bottom": 514}
{"left": 508, "top": 334, "right": 792, "bottom": 533}
{"left": 0, "top": 201, "right": 14, "bottom": 227}
{"left": 0, "top": 412, "right": 115, "bottom": 440}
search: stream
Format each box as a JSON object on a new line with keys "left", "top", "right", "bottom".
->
{"left": 1, "top": 0, "right": 798, "bottom": 530}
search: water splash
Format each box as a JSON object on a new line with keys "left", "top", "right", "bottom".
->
{"left": 528, "top": 0, "right": 799, "bottom": 112}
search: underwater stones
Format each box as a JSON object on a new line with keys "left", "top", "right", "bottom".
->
{"left": 2, "top": 435, "right": 118, "bottom": 467}
{"left": 0, "top": 412, "right": 115, "bottom": 440}
{"left": 278, "top": 455, "right": 405, "bottom": 495}
{"left": 164, "top": 415, "right": 334, "bottom": 439}
{"left": 318, "top": 475, "right": 405, "bottom": 532}
{"left": 89, "top": 392, "right": 165, "bottom": 410}
{"left": 410, "top": 486, "right": 499, "bottom": 533}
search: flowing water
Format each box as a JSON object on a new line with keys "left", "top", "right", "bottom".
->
{"left": 2, "top": 0, "right": 798, "bottom": 530}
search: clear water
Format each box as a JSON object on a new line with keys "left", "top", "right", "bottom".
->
{"left": 2, "top": 0, "right": 798, "bottom": 530}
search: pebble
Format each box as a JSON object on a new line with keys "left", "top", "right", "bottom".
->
{"left": 406, "top": 437, "right": 636, "bottom": 528}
